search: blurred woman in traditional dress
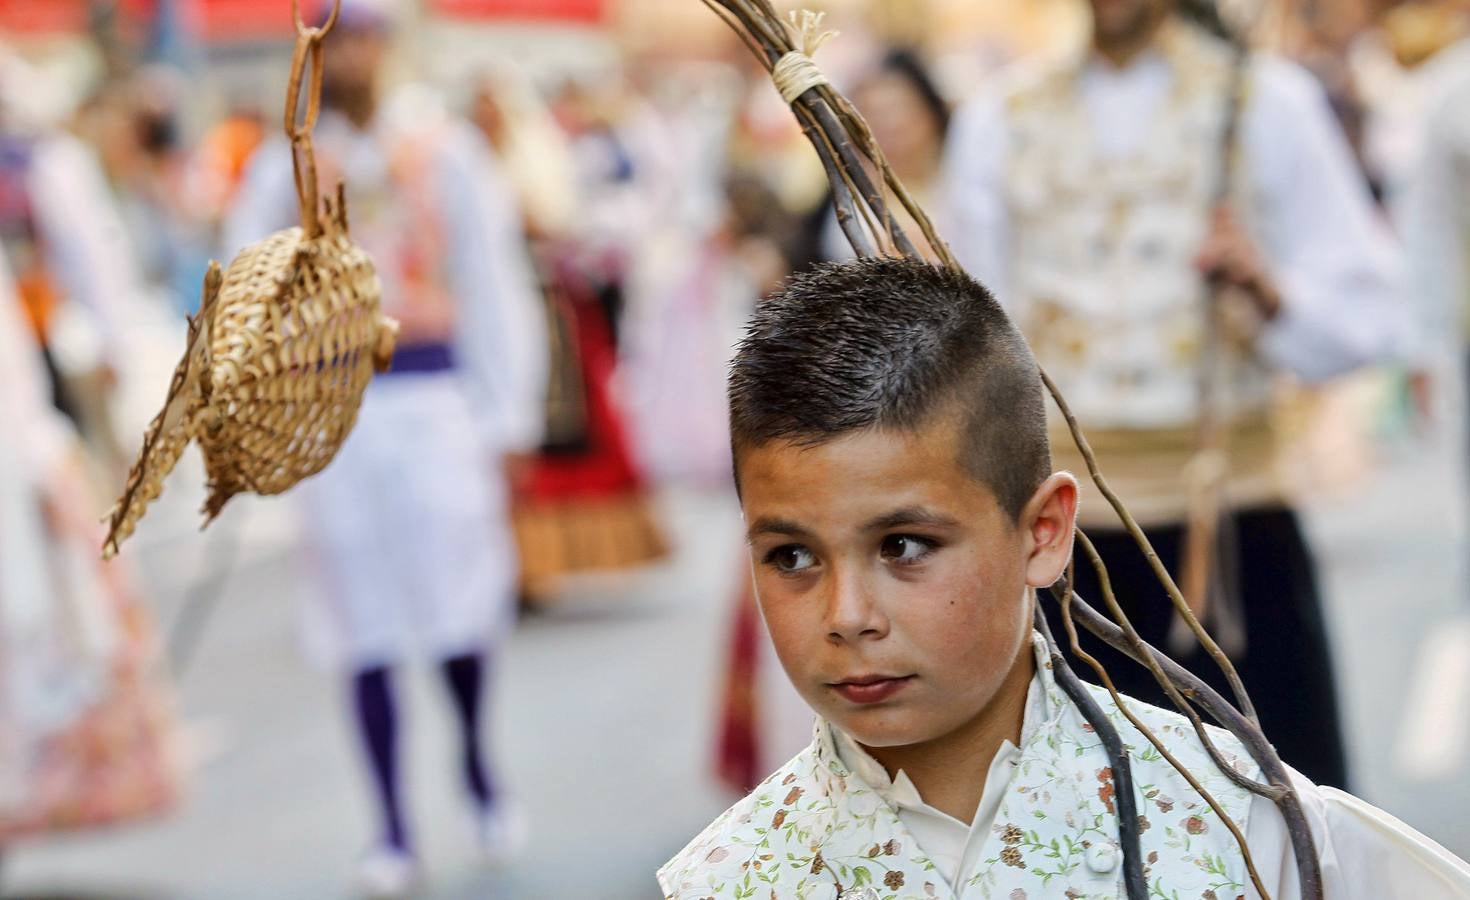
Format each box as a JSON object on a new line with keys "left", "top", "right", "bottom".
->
{"left": 479, "top": 71, "right": 667, "bottom": 605}
{"left": 0, "top": 251, "right": 178, "bottom": 845}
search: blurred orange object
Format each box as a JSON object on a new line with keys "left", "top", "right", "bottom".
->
{"left": 196, "top": 112, "right": 266, "bottom": 217}
{"left": 14, "top": 262, "right": 58, "bottom": 342}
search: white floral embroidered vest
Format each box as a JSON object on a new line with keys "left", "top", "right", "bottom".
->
{"left": 658, "top": 633, "right": 1259, "bottom": 900}
{"left": 1001, "top": 24, "right": 1287, "bottom": 526}
{"left": 1004, "top": 23, "right": 1269, "bottom": 429}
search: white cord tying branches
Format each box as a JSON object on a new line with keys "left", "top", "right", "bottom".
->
{"left": 772, "top": 11, "right": 835, "bottom": 103}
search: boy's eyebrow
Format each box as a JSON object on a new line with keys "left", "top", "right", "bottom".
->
{"left": 863, "top": 507, "right": 961, "bottom": 532}
{"left": 746, "top": 516, "right": 811, "bottom": 540}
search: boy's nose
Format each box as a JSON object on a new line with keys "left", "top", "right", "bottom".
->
{"left": 823, "top": 570, "right": 888, "bottom": 642}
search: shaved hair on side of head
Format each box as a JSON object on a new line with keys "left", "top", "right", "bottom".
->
{"left": 729, "top": 256, "right": 1051, "bottom": 520}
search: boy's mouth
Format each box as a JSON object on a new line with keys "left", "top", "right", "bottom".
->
{"left": 828, "top": 674, "right": 915, "bottom": 704}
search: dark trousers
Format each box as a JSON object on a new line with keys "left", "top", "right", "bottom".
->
{"left": 1045, "top": 505, "right": 1351, "bottom": 789}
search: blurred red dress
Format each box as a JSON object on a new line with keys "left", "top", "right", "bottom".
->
{"left": 511, "top": 248, "right": 666, "bottom": 601}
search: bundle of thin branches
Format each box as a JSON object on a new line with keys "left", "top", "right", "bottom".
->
{"left": 700, "top": 2, "right": 1322, "bottom": 898}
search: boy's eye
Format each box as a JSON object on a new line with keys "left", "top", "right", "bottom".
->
{"left": 764, "top": 544, "right": 817, "bottom": 574}
{"left": 880, "top": 534, "right": 936, "bottom": 564}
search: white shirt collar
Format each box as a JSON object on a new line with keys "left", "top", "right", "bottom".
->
{"left": 830, "top": 663, "right": 1051, "bottom": 890}
{"left": 832, "top": 668, "right": 1048, "bottom": 813}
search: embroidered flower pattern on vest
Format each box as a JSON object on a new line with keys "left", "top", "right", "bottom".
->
{"left": 1002, "top": 21, "right": 1267, "bottom": 433}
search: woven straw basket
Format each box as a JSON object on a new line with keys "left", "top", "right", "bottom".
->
{"left": 103, "top": 190, "right": 397, "bottom": 558}
{"left": 103, "top": 3, "right": 397, "bottom": 558}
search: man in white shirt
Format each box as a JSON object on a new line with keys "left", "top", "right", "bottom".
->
{"left": 224, "top": 2, "right": 546, "bottom": 894}
{"left": 943, "top": 0, "right": 1410, "bottom": 792}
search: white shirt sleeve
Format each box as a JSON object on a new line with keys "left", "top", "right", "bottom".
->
{"left": 30, "top": 134, "right": 147, "bottom": 369}
{"left": 1246, "top": 766, "right": 1470, "bottom": 899}
{"left": 1244, "top": 58, "right": 1414, "bottom": 381}
{"left": 1396, "top": 72, "right": 1470, "bottom": 358}
{"left": 941, "top": 88, "right": 1015, "bottom": 304}
{"left": 220, "top": 138, "right": 298, "bottom": 260}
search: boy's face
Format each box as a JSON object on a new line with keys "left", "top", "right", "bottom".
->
{"left": 738, "top": 413, "right": 1076, "bottom": 750}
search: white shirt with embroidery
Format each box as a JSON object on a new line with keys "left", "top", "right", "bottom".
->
{"left": 943, "top": 30, "right": 1410, "bottom": 387}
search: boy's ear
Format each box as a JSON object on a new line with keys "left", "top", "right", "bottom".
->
{"left": 1021, "top": 472, "right": 1078, "bottom": 588}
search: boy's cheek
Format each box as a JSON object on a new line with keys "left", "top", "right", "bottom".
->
{"left": 908, "top": 560, "right": 1018, "bottom": 624}
{"left": 754, "top": 587, "right": 818, "bottom": 654}
{"left": 893, "top": 576, "right": 1027, "bottom": 656}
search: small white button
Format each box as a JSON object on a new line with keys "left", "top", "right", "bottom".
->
{"left": 1086, "top": 842, "right": 1119, "bottom": 874}
{"left": 844, "top": 889, "right": 880, "bottom": 900}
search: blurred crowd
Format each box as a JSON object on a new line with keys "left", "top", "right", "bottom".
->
{"left": 1, "top": 0, "right": 1469, "bottom": 896}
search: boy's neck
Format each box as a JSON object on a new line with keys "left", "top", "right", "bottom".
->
{"left": 862, "top": 643, "right": 1036, "bottom": 825}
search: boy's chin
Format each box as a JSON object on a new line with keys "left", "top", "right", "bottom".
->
{"left": 828, "top": 707, "right": 946, "bottom": 750}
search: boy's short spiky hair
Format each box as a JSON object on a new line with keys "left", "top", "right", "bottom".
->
{"left": 728, "top": 256, "right": 1051, "bottom": 520}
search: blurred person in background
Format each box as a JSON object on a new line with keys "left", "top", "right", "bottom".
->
{"left": 468, "top": 68, "right": 575, "bottom": 243}
{"left": 474, "top": 70, "right": 667, "bottom": 605}
{"left": 1358, "top": 1, "right": 1470, "bottom": 394}
{"left": 1399, "top": 29, "right": 1470, "bottom": 425}
{"left": 0, "top": 44, "right": 143, "bottom": 483}
{"left": 0, "top": 249, "right": 178, "bottom": 847}
{"left": 944, "top": 0, "right": 1410, "bottom": 790}
{"left": 1351, "top": 0, "right": 1470, "bottom": 202}
{"left": 90, "top": 67, "right": 215, "bottom": 318}
{"left": 847, "top": 48, "right": 950, "bottom": 233}
{"left": 1278, "top": 0, "right": 1377, "bottom": 196}
{"left": 706, "top": 171, "right": 816, "bottom": 793}
{"left": 122, "top": 67, "right": 214, "bottom": 315}
{"left": 620, "top": 57, "right": 803, "bottom": 490}
{"left": 224, "top": 1, "right": 548, "bottom": 894}
{"left": 193, "top": 101, "right": 266, "bottom": 241}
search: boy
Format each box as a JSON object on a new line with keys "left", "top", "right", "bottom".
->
{"left": 658, "top": 257, "right": 1470, "bottom": 899}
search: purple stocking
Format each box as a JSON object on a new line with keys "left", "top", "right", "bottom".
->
{"left": 352, "top": 665, "right": 409, "bottom": 851}
{"left": 440, "top": 653, "right": 496, "bottom": 811}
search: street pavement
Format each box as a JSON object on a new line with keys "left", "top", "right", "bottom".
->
{"left": 4, "top": 384, "right": 1469, "bottom": 899}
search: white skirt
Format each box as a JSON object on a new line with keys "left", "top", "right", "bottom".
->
{"left": 298, "top": 372, "right": 517, "bottom": 670}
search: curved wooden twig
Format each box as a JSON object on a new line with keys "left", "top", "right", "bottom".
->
{"left": 1052, "top": 577, "right": 1270, "bottom": 898}
{"left": 1043, "top": 368, "right": 1257, "bottom": 721}
{"left": 1076, "top": 529, "right": 1277, "bottom": 799}
{"left": 1052, "top": 587, "right": 1323, "bottom": 898}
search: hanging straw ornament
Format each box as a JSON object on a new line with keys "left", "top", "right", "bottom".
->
{"left": 103, "top": 0, "right": 398, "bottom": 559}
